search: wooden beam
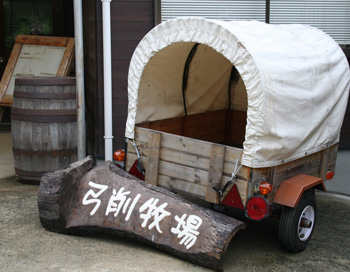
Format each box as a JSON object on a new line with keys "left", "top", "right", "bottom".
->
{"left": 145, "top": 131, "right": 161, "bottom": 185}
{"left": 206, "top": 144, "right": 225, "bottom": 203}
{"left": 57, "top": 37, "right": 75, "bottom": 76}
{"left": 0, "top": 43, "right": 22, "bottom": 103}
{"left": 15, "top": 35, "right": 71, "bottom": 47}
{"left": 319, "top": 148, "right": 329, "bottom": 181}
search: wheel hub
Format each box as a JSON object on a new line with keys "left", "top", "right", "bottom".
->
{"left": 298, "top": 205, "right": 315, "bottom": 241}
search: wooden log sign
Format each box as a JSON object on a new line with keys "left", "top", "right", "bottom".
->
{"left": 38, "top": 157, "right": 246, "bottom": 271}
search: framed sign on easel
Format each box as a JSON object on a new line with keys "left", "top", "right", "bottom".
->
{"left": 0, "top": 35, "right": 74, "bottom": 113}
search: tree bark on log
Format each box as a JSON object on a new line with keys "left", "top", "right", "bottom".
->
{"left": 38, "top": 157, "right": 246, "bottom": 271}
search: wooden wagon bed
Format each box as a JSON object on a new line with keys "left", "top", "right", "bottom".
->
{"left": 125, "top": 110, "right": 338, "bottom": 207}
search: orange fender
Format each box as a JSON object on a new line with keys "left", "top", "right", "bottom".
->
{"left": 273, "top": 174, "right": 325, "bottom": 208}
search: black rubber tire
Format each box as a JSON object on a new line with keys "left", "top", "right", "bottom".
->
{"left": 278, "top": 190, "right": 317, "bottom": 252}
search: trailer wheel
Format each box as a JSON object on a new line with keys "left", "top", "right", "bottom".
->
{"left": 278, "top": 190, "right": 317, "bottom": 252}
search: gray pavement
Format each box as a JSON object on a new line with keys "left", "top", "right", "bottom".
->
{"left": 1, "top": 132, "right": 350, "bottom": 271}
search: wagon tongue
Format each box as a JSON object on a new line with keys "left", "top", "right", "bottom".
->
{"left": 38, "top": 157, "right": 246, "bottom": 272}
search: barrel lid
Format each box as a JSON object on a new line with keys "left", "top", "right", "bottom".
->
{"left": 15, "top": 77, "right": 76, "bottom": 86}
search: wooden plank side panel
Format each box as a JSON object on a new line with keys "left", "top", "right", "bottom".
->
{"left": 159, "top": 146, "right": 248, "bottom": 179}
{"left": 185, "top": 110, "right": 227, "bottom": 127}
{"left": 134, "top": 127, "right": 247, "bottom": 178}
{"left": 135, "top": 127, "right": 243, "bottom": 162}
{"left": 274, "top": 158, "right": 322, "bottom": 186}
{"left": 186, "top": 110, "right": 226, "bottom": 143}
{"left": 126, "top": 127, "right": 249, "bottom": 203}
{"left": 259, "top": 145, "right": 339, "bottom": 203}
{"left": 185, "top": 122, "right": 226, "bottom": 144}
{"left": 135, "top": 127, "right": 211, "bottom": 157}
{"left": 127, "top": 152, "right": 248, "bottom": 195}
{"left": 133, "top": 127, "right": 246, "bottom": 177}
{"left": 137, "top": 110, "right": 228, "bottom": 142}
{"left": 126, "top": 153, "right": 249, "bottom": 207}
{"left": 274, "top": 151, "right": 322, "bottom": 174}
{"left": 158, "top": 160, "right": 209, "bottom": 186}
{"left": 158, "top": 174, "right": 207, "bottom": 200}
{"left": 273, "top": 145, "right": 338, "bottom": 183}
{"left": 137, "top": 117, "right": 184, "bottom": 135}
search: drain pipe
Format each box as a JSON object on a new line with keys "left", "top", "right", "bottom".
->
{"left": 101, "top": 0, "right": 113, "bottom": 161}
{"left": 73, "top": 0, "right": 86, "bottom": 160}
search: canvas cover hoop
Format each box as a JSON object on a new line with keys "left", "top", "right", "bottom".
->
{"left": 126, "top": 17, "right": 350, "bottom": 168}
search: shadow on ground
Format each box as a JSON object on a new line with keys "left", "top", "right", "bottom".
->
{"left": 1, "top": 176, "right": 349, "bottom": 272}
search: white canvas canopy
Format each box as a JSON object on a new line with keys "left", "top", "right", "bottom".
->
{"left": 126, "top": 17, "right": 350, "bottom": 168}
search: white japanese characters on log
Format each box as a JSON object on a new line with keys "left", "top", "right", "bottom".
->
{"left": 38, "top": 157, "right": 246, "bottom": 271}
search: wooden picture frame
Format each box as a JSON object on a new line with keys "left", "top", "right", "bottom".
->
{"left": 0, "top": 35, "right": 75, "bottom": 106}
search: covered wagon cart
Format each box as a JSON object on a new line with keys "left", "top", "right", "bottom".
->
{"left": 120, "top": 17, "right": 350, "bottom": 252}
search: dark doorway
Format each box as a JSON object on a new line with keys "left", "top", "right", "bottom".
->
{"left": 0, "top": 0, "right": 74, "bottom": 80}
{"left": 0, "top": 0, "right": 74, "bottom": 128}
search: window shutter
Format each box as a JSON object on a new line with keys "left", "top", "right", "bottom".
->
{"left": 160, "top": 0, "right": 350, "bottom": 45}
{"left": 270, "top": 0, "right": 350, "bottom": 45}
{"left": 161, "top": 0, "right": 266, "bottom": 22}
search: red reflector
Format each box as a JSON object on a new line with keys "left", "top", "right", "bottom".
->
{"left": 245, "top": 196, "right": 269, "bottom": 221}
{"left": 129, "top": 160, "right": 145, "bottom": 181}
{"left": 326, "top": 171, "right": 334, "bottom": 180}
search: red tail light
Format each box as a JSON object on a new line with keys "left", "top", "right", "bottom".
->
{"left": 259, "top": 181, "right": 273, "bottom": 195}
{"left": 245, "top": 196, "right": 269, "bottom": 221}
{"left": 326, "top": 171, "right": 334, "bottom": 180}
{"left": 113, "top": 149, "right": 125, "bottom": 162}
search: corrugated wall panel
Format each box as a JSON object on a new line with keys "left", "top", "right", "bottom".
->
{"left": 270, "top": 0, "right": 350, "bottom": 44}
{"left": 161, "top": 0, "right": 350, "bottom": 44}
{"left": 161, "top": 0, "right": 266, "bottom": 22}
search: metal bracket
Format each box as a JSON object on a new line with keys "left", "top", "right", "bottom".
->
{"left": 127, "top": 138, "right": 145, "bottom": 175}
{"left": 213, "top": 159, "right": 242, "bottom": 196}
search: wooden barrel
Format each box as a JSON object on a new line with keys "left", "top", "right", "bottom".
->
{"left": 11, "top": 77, "right": 77, "bottom": 183}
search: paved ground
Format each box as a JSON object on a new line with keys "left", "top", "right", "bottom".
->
{"left": 1, "top": 132, "right": 349, "bottom": 271}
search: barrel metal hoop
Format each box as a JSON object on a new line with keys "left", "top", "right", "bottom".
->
{"left": 11, "top": 108, "right": 76, "bottom": 116}
{"left": 15, "top": 77, "right": 76, "bottom": 86}
{"left": 14, "top": 168, "right": 50, "bottom": 178}
{"left": 11, "top": 114, "right": 77, "bottom": 123}
{"left": 13, "top": 91, "right": 76, "bottom": 100}
{"left": 12, "top": 147, "right": 78, "bottom": 157}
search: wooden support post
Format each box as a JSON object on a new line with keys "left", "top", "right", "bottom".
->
{"left": 319, "top": 148, "right": 330, "bottom": 181}
{"left": 206, "top": 144, "right": 225, "bottom": 204}
{"left": 38, "top": 157, "right": 246, "bottom": 271}
{"left": 145, "top": 131, "right": 161, "bottom": 185}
